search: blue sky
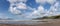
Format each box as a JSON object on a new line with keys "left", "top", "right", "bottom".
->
{"left": 0, "top": 0, "right": 60, "bottom": 20}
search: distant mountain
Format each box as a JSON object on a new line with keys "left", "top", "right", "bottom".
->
{"left": 33, "top": 15, "right": 60, "bottom": 20}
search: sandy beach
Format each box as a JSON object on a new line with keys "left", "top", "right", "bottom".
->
{"left": 0, "top": 19, "right": 60, "bottom": 26}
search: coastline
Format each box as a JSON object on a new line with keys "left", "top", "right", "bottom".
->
{"left": 0, "top": 19, "right": 60, "bottom": 26}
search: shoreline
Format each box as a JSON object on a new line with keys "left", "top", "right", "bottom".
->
{"left": 0, "top": 19, "right": 60, "bottom": 26}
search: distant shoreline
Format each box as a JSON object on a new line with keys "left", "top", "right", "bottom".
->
{"left": 0, "top": 20, "right": 48, "bottom": 25}
{"left": 0, "top": 19, "right": 60, "bottom": 24}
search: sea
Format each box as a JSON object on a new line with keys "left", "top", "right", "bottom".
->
{"left": 0, "top": 20, "right": 47, "bottom": 25}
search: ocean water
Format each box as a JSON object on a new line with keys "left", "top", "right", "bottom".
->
{"left": 0, "top": 20, "right": 47, "bottom": 24}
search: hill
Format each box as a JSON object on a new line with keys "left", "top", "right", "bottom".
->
{"left": 33, "top": 15, "right": 60, "bottom": 20}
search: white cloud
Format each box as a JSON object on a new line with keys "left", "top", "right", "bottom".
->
{"left": 35, "top": 0, "right": 57, "bottom": 5}
{"left": 32, "top": 10, "right": 38, "bottom": 16}
{"left": 45, "top": 2, "right": 60, "bottom": 16}
{"left": 37, "top": 6, "right": 47, "bottom": 17}
{"left": 8, "top": 0, "right": 36, "bottom": 18}
{"left": 54, "top": 2, "right": 59, "bottom": 8}
{"left": 16, "top": 2, "right": 27, "bottom": 9}
{"left": 8, "top": 0, "right": 27, "bottom": 15}
{"left": 18, "top": 0, "right": 27, "bottom": 3}
{"left": 35, "top": 0, "right": 45, "bottom": 3}
{"left": 35, "top": 0, "right": 58, "bottom": 16}
{"left": 7, "top": 0, "right": 17, "bottom": 3}
{"left": 7, "top": 0, "right": 60, "bottom": 18}
{"left": 7, "top": 0, "right": 27, "bottom": 3}
{"left": 36, "top": 0, "right": 46, "bottom": 4}
{"left": 38, "top": 5, "right": 45, "bottom": 13}
{"left": 30, "top": 6, "right": 47, "bottom": 18}
{"left": 30, "top": 1, "right": 60, "bottom": 18}
{"left": 46, "top": 0, "right": 56, "bottom": 5}
{"left": 9, "top": 6, "right": 21, "bottom": 14}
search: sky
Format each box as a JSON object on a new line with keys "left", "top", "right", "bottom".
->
{"left": 0, "top": 0, "right": 60, "bottom": 20}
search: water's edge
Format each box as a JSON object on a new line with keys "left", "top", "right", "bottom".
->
{"left": 0, "top": 20, "right": 48, "bottom": 24}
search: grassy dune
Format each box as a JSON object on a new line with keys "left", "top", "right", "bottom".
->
{"left": 34, "top": 15, "right": 60, "bottom": 20}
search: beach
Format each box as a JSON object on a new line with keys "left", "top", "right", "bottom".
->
{"left": 0, "top": 19, "right": 60, "bottom": 26}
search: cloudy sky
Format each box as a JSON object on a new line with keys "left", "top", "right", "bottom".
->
{"left": 0, "top": 0, "right": 60, "bottom": 20}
